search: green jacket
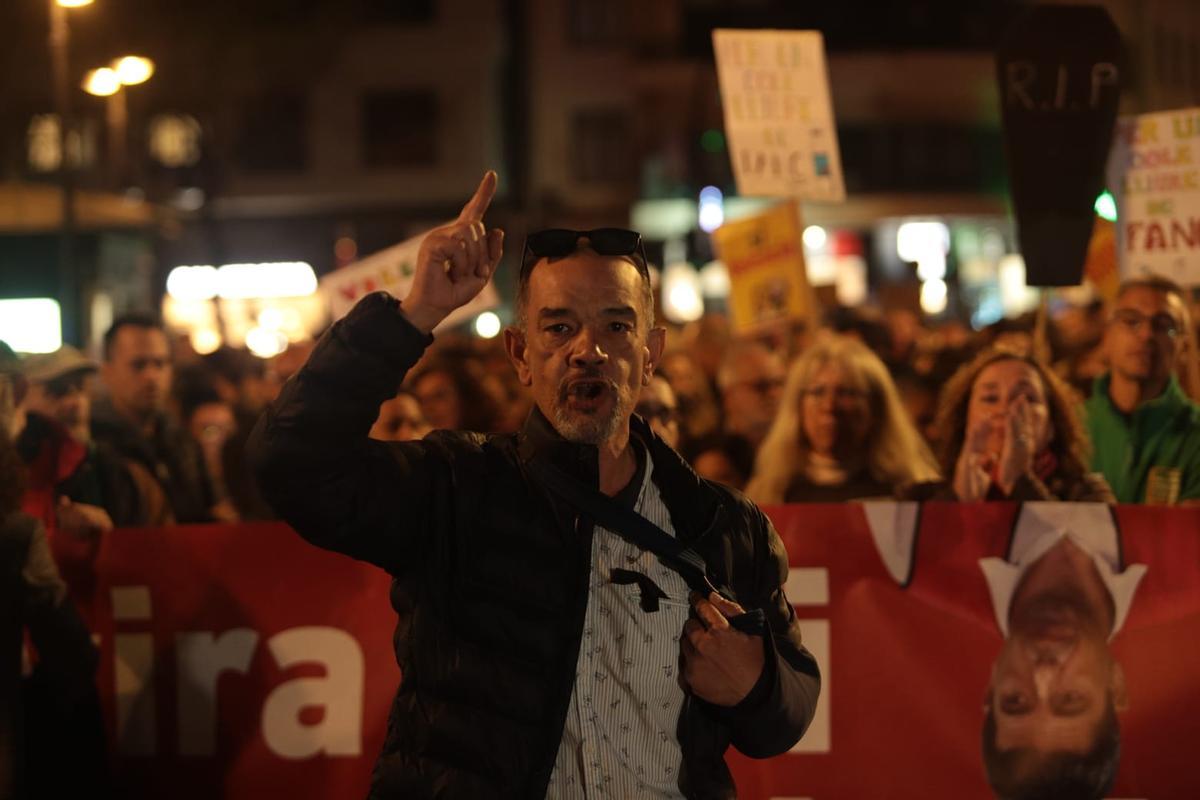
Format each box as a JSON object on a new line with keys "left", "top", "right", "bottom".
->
{"left": 1084, "top": 374, "right": 1200, "bottom": 503}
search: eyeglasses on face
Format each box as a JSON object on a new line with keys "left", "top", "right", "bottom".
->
{"left": 635, "top": 401, "right": 678, "bottom": 426}
{"left": 42, "top": 374, "right": 87, "bottom": 398}
{"left": 1112, "top": 308, "right": 1180, "bottom": 338}
{"left": 733, "top": 377, "right": 784, "bottom": 396}
{"left": 520, "top": 228, "right": 649, "bottom": 280}
{"left": 802, "top": 385, "right": 867, "bottom": 403}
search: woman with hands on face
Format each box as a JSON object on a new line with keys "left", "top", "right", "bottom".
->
{"left": 907, "top": 348, "right": 1115, "bottom": 502}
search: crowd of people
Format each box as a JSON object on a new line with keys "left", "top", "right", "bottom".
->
{"left": 1, "top": 261, "right": 1198, "bottom": 795}
{"left": 3, "top": 276, "right": 1195, "bottom": 555}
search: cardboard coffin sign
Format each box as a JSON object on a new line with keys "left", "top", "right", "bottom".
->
{"left": 996, "top": 4, "right": 1123, "bottom": 286}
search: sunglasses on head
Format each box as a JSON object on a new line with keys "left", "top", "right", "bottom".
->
{"left": 520, "top": 228, "right": 648, "bottom": 280}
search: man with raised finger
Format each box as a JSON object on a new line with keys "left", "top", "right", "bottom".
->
{"left": 250, "top": 171, "right": 819, "bottom": 799}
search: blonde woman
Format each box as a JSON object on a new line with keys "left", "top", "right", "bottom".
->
{"left": 746, "top": 335, "right": 940, "bottom": 503}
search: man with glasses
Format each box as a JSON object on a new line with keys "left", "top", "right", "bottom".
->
{"left": 251, "top": 172, "right": 819, "bottom": 798}
{"left": 717, "top": 341, "right": 786, "bottom": 450}
{"left": 1084, "top": 276, "right": 1200, "bottom": 504}
{"left": 634, "top": 375, "right": 680, "bottom": 448}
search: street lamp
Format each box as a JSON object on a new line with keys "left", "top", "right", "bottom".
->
{"left": 82, "top": 55, "right": 156, "bottom": 185}
{"left": 113, "top": 56, "right": 154, "bottom": 85}
{"left": 49, "top": 0, "right": 94, "bottom": 347}
{"left": 82, "top": 67, "right": 120, "bottom": 96}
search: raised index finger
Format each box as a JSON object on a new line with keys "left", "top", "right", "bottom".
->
{"left": 458, "top": 170, "right": 497, "bottom": 223}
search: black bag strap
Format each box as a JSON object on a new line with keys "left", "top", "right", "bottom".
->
{"left": 529, "top": 459, "right": 765, "bottom": 635}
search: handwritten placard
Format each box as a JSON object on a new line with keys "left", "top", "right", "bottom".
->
{"left": 1109, "top": 107, "right": 1200, "bottom": 287}
{"left": 713, "top": 29, "right": 845, "bottom": 202}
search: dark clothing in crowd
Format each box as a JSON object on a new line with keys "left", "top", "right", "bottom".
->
{"left": 901, "top": 470, "right": 1115, "bottom": 503}
{"left": 250, "top": 293, "right": 820, "bottom": 799}
{"left": 16, "top": 413, "right": 143, "bottom": 529}
{"left": 1085, "top": 374, "right": 1200, "bottom": 504}
{"left": 90, "top": 399, "right": 214, "bottom": 524}
{"left": 222, "top": 407, "right": 276, "bottom": 521}
{"left": 0, "top": 511, "right": 100, "bottom": 800}
{"left": 783, "top": 472, "right": 895, "bottom": 503}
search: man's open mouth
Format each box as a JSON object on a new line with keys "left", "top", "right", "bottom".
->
{"left": 562, "top": 378, "right": 613, "bottom": 405}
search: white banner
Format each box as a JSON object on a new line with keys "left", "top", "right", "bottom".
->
{"left": 1109, "top": 106, "right": 1200, "bottom": 286}
{"left": 319, "top": 233, "right": 499, "bottom": 328}
{"left": 712, "top": 29, "right": 845, "bottom": 202}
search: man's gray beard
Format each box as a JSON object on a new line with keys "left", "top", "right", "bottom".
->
{"left": 552, "top": 388, "right": 634, "bottom": 445}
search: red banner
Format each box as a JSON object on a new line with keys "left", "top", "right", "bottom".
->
{"left": 55, "top": 504, "right": 1200, "bottom": 799}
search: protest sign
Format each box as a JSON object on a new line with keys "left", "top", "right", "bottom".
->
{"left": 996, "top": 4, "right": 1123, "bottom": 286}
{"left": 1109, "top": 106, "right": 1200, "bottom": 286}
{"left": 712, "top": 29, "right": 844, "bottom": 202}
{"left": 1084, "top": 215, "right": 1120, "bottom": 299}
{"left": 711, "top": 201, "right": 814, "bottom": 334}
{"left": 319, "top": 233, "right": 498, "bottom": 327}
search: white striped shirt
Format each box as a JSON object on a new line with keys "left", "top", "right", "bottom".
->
{"left": 546, "top": 448, "right": 690, "bottom": 799}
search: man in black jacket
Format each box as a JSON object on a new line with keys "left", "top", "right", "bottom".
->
{"left": 249, "top": 172, "right": 819, "bottom": 799}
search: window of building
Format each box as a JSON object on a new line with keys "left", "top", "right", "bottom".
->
{"left": 149, "top": 114, "right": 203, "bottom": 168}
{"left": 26, "top": 114, "right": 97, "bottom": 172}
{"left": 235, "top": 93, "right": 307, "bottom": 172}
{"left": 571, "top": 110, "right": 634, "bottom": 184}
{"left": 361, "top": 90, "right": 438, "bottom": 168}
{"left": 27, "top": 114, "right": 60, "bottom": 173}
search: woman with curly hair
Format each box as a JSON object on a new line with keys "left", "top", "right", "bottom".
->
{"left": 909, "top": 347, "right": 1115, "bottom": 502}
{"left": 745, "top": 335, "right": 940, "bottom": 504}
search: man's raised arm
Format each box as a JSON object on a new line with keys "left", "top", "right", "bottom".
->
{"left": 247, "top": 172, "right": 504, "bottom": 572}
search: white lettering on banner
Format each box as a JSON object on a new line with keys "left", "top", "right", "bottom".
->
{"left": 111, "top": 585, "right": 153, "bottom": 620}
{"left": 176, "top": 630, "right": 258, "bottom": 756}
{"left": 786, "top": 568, "right": 830, "bottom": 754}
{"left": 113, "top": 586, "right": 155, "bottom": 756}
{"left": 115, "top": 633, "right": 156, "bottom": 756}
{"left": 262, "top": 627, "right": 365, "bottom": 759}
{"left": 790, "top": 620, "right": 830, "bottom": 754}
{"left": 784, "top": 568, "right": 829, "bottom": 605}
{"left": 104, "top": 584, "right": 367, "bottom": 759}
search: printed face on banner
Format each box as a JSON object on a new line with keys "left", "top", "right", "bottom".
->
{"left": 985, "top": 539, "right": 1127, "bottom": 774}
{"left": 1109, "top": 107, "right": 1200, "bottom": 287}
{"left": 712, "top": 29, "right": 845, "bottom": 201}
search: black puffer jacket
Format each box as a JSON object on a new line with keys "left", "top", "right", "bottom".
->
{"left": 249, "top": 292, "right": 820, "bottom": 799}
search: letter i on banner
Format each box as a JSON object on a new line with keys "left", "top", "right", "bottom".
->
{"left": 112, "top": 586, "right": 156, "bottom": 756}
{"left": 784, "top": 567, "right": 830, "bottom": 753}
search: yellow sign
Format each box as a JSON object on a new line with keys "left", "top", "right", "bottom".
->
{"left": 712, "top": 201, "right": 813, "bottom": 333}
{"left": 1083, "top": 216, "right": 1120, "bottom": 301}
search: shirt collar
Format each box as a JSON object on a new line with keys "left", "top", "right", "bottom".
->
{"left": 1095, "top": 372, "right": 1190, "bottom": 417}
{"left": 979, "top": 502, "right": 1147, "bottom": 641}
